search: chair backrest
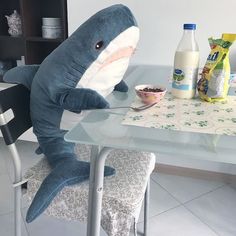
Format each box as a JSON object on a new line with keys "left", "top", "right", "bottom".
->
{"left": 0, "top": 84, "right": 32, "bottom": 145}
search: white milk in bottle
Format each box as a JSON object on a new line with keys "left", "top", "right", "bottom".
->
{"left": 172, "top": 24, "right": 199, "bottom": 99}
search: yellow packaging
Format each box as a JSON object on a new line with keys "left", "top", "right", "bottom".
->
{"left": 197, "top": 33, "right": 236, "bottom": 102}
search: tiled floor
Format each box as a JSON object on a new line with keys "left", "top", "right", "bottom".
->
{"left": 0, "top": 138, "right": 236, "bottom": 236}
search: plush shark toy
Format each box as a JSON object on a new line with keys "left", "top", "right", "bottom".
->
{"left": 4, "top": 4, "right": 139, "bottom": 222}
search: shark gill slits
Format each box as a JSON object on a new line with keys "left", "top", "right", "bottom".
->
{"left": 95, "top": 41, "right": 104, "bottom": 50}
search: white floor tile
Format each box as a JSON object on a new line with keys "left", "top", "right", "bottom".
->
{"left": 0, "top": 160, "right": 8, "bottom": 176}
{"left": 0, "top": 139, "right": 11, "bottom": 175}
{"left": 186, "top": 185, "right": 236, "bottom": 236}
{"left": 137, "top": 206, "right": 218, "bottom": 236}
{"left": 0, "top": 174, "right": 15, "bottom": 215}
{"left": 138, "top": 179, "right": 180, "bottom": 222}
{"left": 152, "top": 172, "right": 224, "bottom": 203}
{"left": 0, "top": 139, "right": 41, "bottom": 180}
{"left": 0, "top": 173, "right": 28, "bottom": 215}
{"left": 21, "top": 209, "right": 107, "bottom": 236}
{"left": 0, "top": 212, "right": 28, "bottom": 236}
{"left": 0, "top": 139, "right": 40, "bottom": 215}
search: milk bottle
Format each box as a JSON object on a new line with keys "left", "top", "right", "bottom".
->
{"left": 172, "top": 24, "right": 199, "bottom": 99}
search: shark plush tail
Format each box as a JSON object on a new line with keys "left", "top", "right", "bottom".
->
{"left": 26, "top": 157, "right": 115, "bottom": 223}
{"left": 26, "top": 137, "right": 115, "bottom": 223}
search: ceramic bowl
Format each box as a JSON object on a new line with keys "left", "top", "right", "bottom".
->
{"left": 135, "top": 84, "right": 167, "bottom": 104}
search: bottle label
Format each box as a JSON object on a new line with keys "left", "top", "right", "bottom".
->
{"left": 172, "top": 68, "right": 198, "bottom": 90}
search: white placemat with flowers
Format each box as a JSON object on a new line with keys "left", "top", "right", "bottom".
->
{"left": 122, "top": 92, "right": 236, "bottom": 136}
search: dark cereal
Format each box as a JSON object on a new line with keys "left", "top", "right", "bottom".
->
{"left": 139, "top": 87, "right": 164, "bottom": 93}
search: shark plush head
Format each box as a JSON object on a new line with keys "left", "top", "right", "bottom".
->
{"left": 4, "top": 4, "right": 139, "bottom": 223}
{"left": 30, "top": 4, "right": 140, "bottom": 102}
{"left": 72, "top": 5, "right": 139, "bottom": 97}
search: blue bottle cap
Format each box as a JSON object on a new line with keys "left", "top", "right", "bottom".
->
{"left": 183, "top": 24, "right": 196, "bottom": 30}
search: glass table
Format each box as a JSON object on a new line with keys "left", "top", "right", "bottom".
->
{"left": 65, "top": 65, "right": 236, "bottom": 236}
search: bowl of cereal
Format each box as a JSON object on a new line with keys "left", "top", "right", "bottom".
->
{"left": 135, "top": 84, "right": 167, "bottom": 104}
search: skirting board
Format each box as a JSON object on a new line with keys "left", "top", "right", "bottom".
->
{"left": 154, "top": 163, "right": 236, "bottom": 189}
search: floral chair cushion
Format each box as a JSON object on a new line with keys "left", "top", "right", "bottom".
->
{"left": 24, "top": 144, "right": 155, "bottom": 236}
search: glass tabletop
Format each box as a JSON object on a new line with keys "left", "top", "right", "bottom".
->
{"left": 65, "top": 65, "right": 236, "bottom": 164}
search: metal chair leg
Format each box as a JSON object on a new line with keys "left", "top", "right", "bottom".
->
{"left": 133, "top": 219, "right": 138, "bottom": 236}
{"left": 8, "top": 144, "right": 22, "bottom": 236}
{"left": 87, "top": 147, "right": 112, "bottom": 236}
{"left": 14, "top": 186, "right": 22, "bottom": 236}
{"left": 144, "top": 178, "right": 150, "bottom": 236}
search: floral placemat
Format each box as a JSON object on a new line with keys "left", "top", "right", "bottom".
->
{"left": 122, "top": 92, "right": 236, "bottom": 136}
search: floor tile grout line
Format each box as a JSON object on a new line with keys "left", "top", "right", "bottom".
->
{"left": 149, "top": 175, "right": 229, "bottom": 235}
{"left": 151, "top": 174, "right": 226, "bottom": 205}
{"left": 150, "top": 177, "right": 185, "bottom": 205}
{"left": 140, "top": 183, "right": 223, "bottom": 223}
{"left": 183, "top": 184, "right": 236, "bottom": 236}
{"left": 182, "top": 184, "right": 231, "bottom": 236}
{"left": 139, "top": 199, "right": 220, "bottom": 236}
{"left": 21, "top": 208, "right": 30, "bottom": 236}
{"left": 182, "top": 184, "right": 226, "bottom": 205}
{"left": 183, "top": 204, "right": 221, "bottom": 236}
{"left": 138, "top": 204, "right": 182, "bottom": 223}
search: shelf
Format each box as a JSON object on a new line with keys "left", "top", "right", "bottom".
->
{"left": 21, "top": 0, "right": 67, "bottom": 39}
{"left": 1, "top": 0, "right": 67, "bottom": 65}
{"left": 0, "top": 36, "right": 24, "bottom": 60}
{"left": 25, "top": 40, "right": 61, "bottom": 64}
{"left": 0, "top": 35, "right": 24, "bottom": 40}
{"left": 26, "top": 36, "right": 64, "bottom": 43}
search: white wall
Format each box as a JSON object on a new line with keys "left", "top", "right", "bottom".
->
{"left": 67, "top": 0, "right": 236, "bottom": 174}
{"left": 68, "top": 0, "right": 236, "bottom": 70}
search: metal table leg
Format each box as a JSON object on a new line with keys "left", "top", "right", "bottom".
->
{"left": 87, "top": 147, "right": 112, "bottom": 236}
{"left": 87, "top": 146, "right": 99, "bottom": 236}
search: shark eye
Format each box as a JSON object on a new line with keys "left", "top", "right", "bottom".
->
{"left": 95, "top": 41, "right": 104, "bottom": 50}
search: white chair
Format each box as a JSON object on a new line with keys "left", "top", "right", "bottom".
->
{"left": 0, "top": 84, "right": 155, "bottom": 236}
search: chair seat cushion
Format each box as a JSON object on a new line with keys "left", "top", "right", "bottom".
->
{"left": 24, "top": 144, "right": 155, "bottom": 236}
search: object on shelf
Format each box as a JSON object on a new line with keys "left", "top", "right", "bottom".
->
{"left": 42, "top": 17, "right": 62, "bottom": 39}
{"left": 42, "top": 18, "right": 61, "bottom": 27}
{"left": 0, "top": 60, "right": 14, "bottom": 76}
{"left": 5, "top": 10, "right": 22, "bottom": 37}
{"left": 16, "top": 56, "right": 25, "bottom": 66}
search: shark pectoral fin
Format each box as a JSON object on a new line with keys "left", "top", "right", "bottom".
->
{"left": 26, "top": 159, "right": 115, "bottom": 223}
{"left": 114, "top": 80, "right": 128, "bottom": 92}
{"left": 3, "top": 65, "right": 40, "bottom": 90}
{"left": 59, "top": 88, "right": 109, "bottom": 112}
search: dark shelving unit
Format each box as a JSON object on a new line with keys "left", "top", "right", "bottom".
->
{"left": 0, "top": 0, "right": 68, "bottom": 81}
